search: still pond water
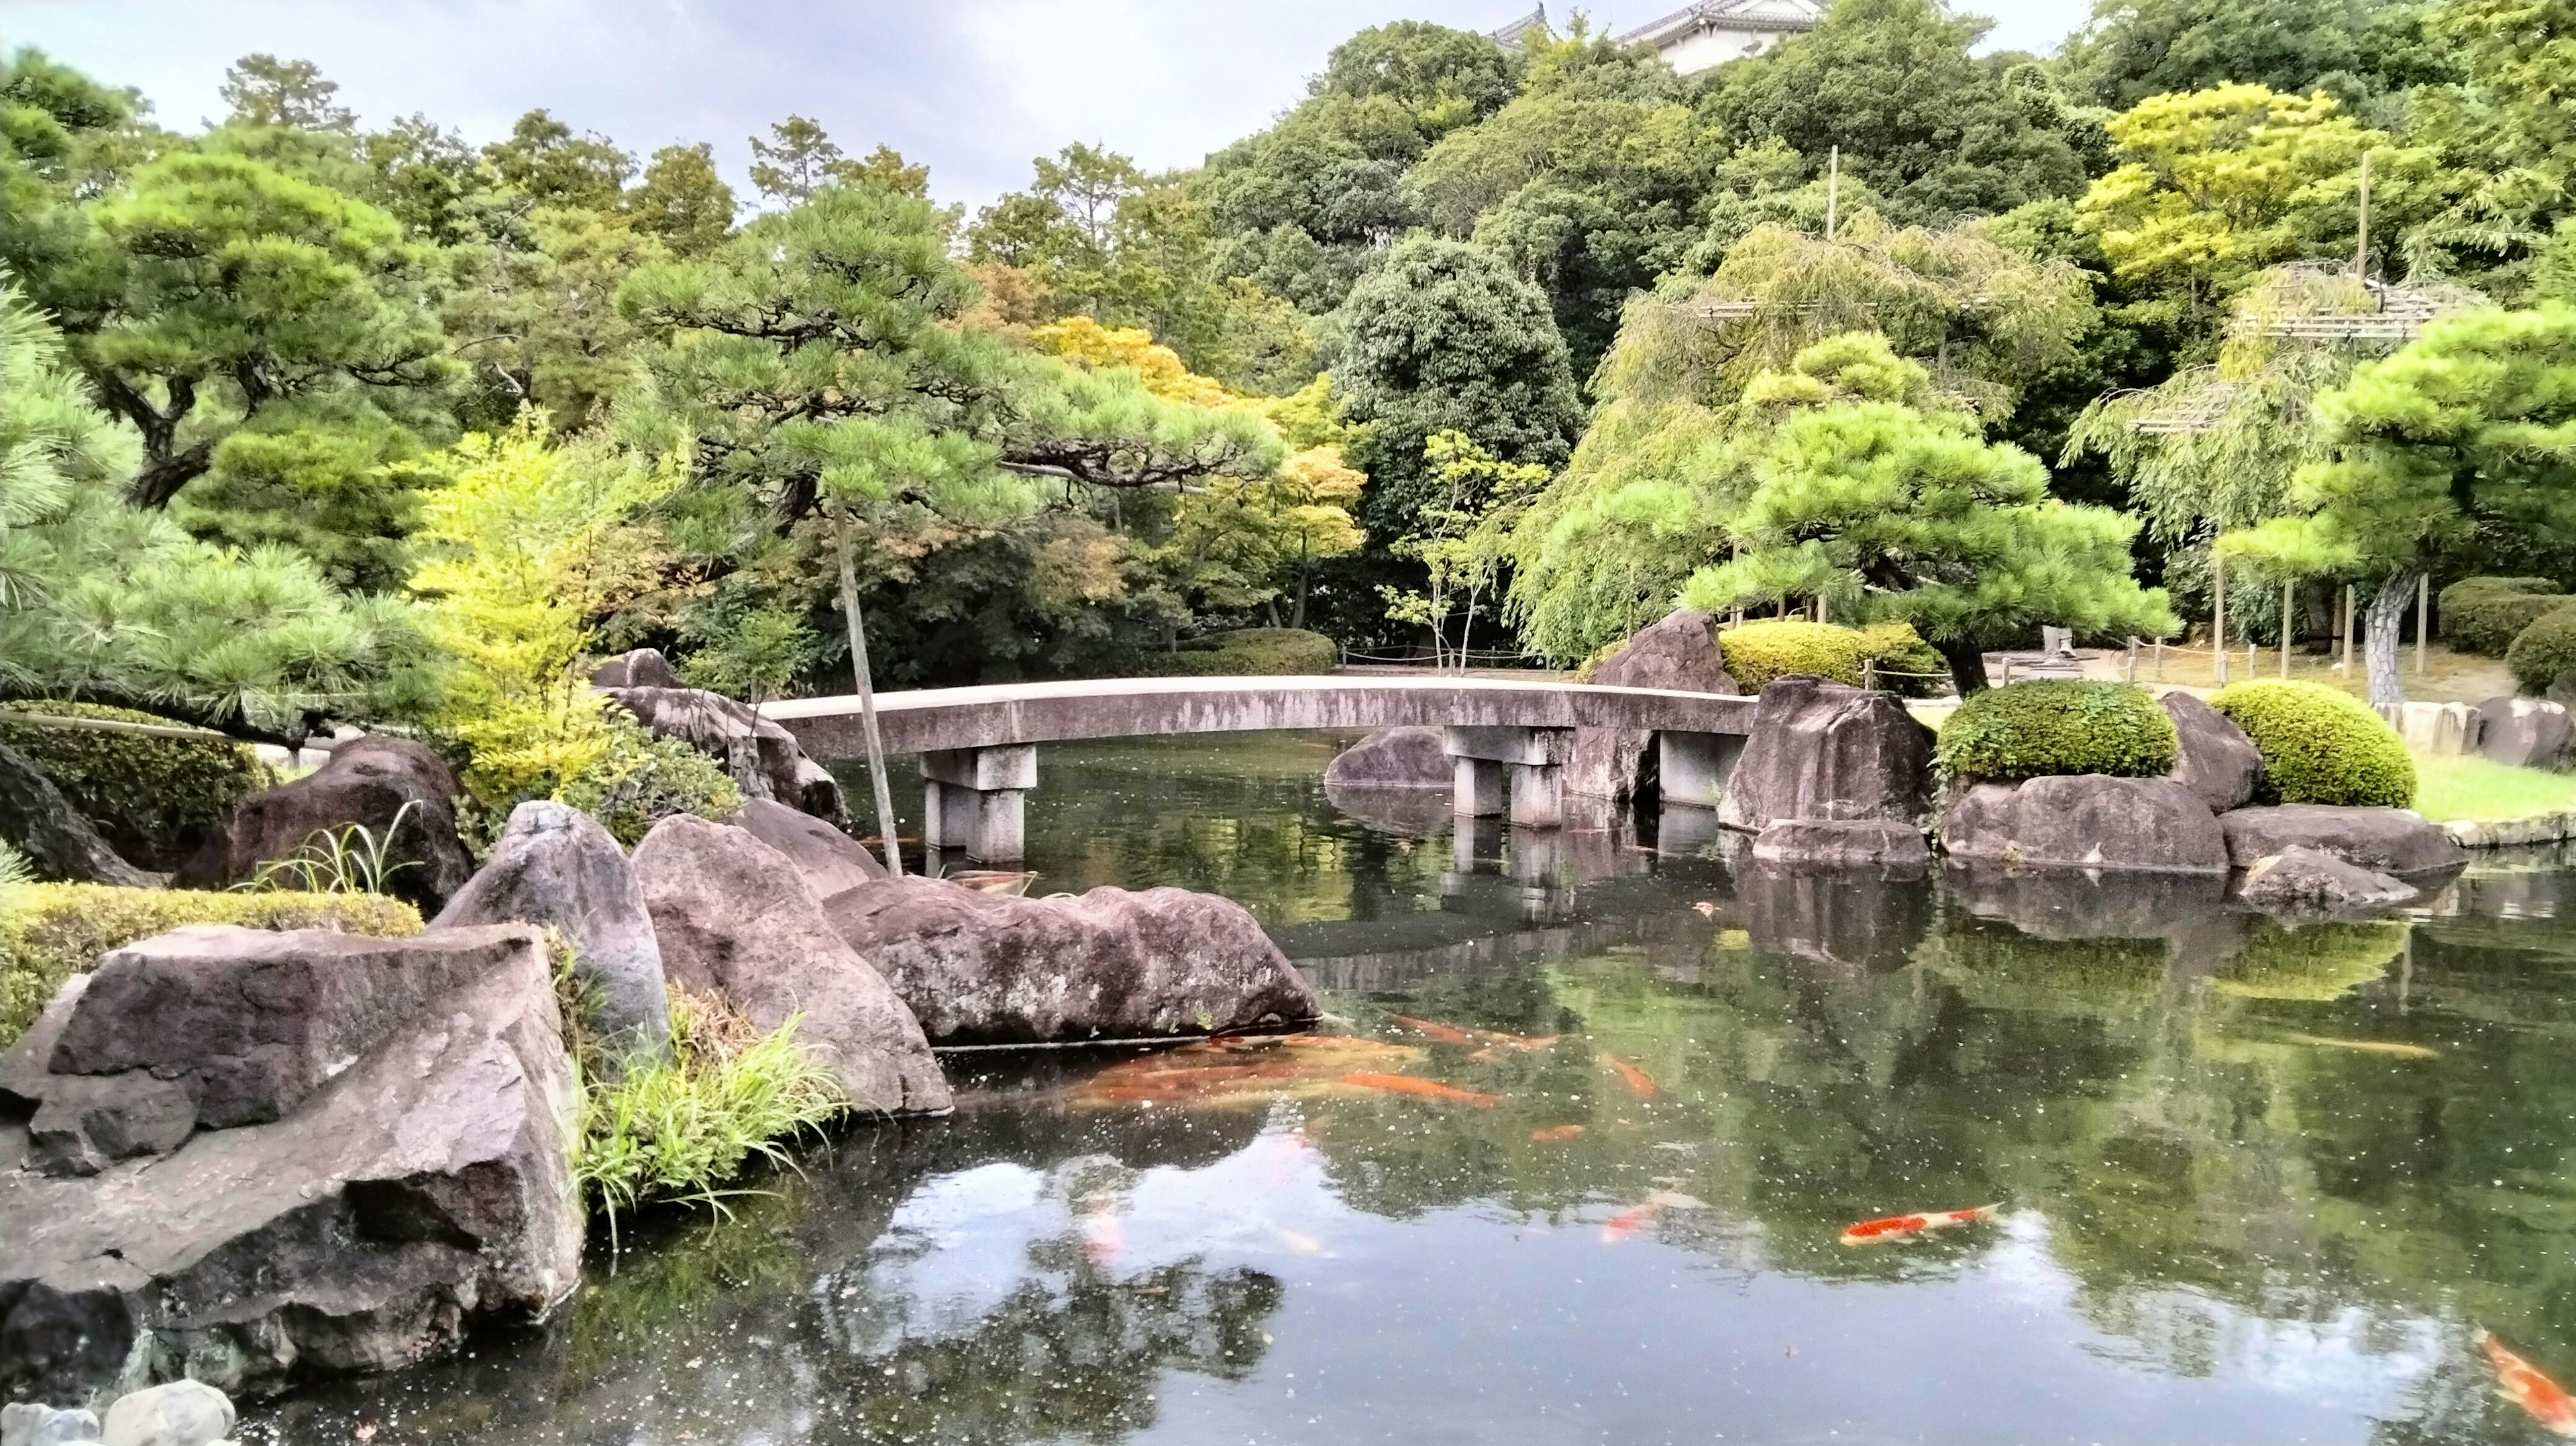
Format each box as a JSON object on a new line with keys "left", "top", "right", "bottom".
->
{"left": 254, "top": 734, "right": 2576, "bottom": 1445}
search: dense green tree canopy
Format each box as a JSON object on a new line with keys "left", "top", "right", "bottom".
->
{"left": 2057, "top": 0, "right": 2428, "bottom": 111}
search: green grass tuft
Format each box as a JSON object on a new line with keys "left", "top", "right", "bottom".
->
{"left": 2409, "top": 753, "right": 2576, "bottom": 822}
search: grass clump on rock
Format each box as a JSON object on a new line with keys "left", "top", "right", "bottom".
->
{"left": 1717, "top": 619, "right": 1942, "bottom": 692}
{"left": 0, "top": 702, "right": 274, "bottom": 869}
{"left": 572, "top": 987, "right": 847, "bottom": 1239}
{"left": 0, "top": 883, "right": 421, "bottom": 1047}
{"left": 2506, "top": 601, "right": 2576, "bottom": 696}
{"left": 2208, "top": 679, "right": 2415, "bottom": 808}
{"left": 1148, "top": 628, "right": 1338, "bottom": 677}
{"left": 1935, "top": 681, "right": 2178, "bottom": 782}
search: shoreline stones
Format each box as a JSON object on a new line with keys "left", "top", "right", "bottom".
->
{"left": 2218, "top": 804, "right": 2467, "bottom": 878}
{"left": 172, "top": 736, "right": 473, "bottom": 912}
{"left": 1751, "top": 818, "right": 1929, "bottom": 870}
{"left": 1941, "top": 775, "right": 2227, "bottom": 875}
{"left": 1569, "top": 610, "right": 1736, "bottom": 805}
{"left": 1718, "top": 677, "right": 1931, "bottom": 834}
{"left": 1321, "top": 726, "right": 1450, "bottom": 790}
{"left": 2236, "top": 845, "right": 2418, "bottom": 915}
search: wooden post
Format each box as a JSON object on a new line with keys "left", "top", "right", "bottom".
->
{"left": 2354, "top": 148, "right": 2372, "bottom": 278}
{"left": 835, "top": 509, "right": 906, "bottom": 877}
{"left": 2339, "top": 584, "right": 2355, "bottom": 672}
{"left": 2281, "top": 579, "right": 2294, "bottom": 677}
{"left": 2249, "top": 639, "right": 2258, "bottom": 677}
{"left": 1826, "top": 145, "right": 1840, "bottom": 242}
{"left": 2155, "top": 637, "right": 2165, "bottom": 680}
{"left": 2416, "top": 572, "right": 2430, "bottom": 675}
{"left": 2127, "top": 637, "right": 2139, "bottom": 683}
{"left": 2213, "top": 549, "right": 2228, "bottom": 686}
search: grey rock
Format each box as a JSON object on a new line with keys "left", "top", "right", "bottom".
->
{"left": 2, "top": 1402, "right": 100, "bottom": 1446}
{"left": 45, "top": 926, "right": 539, "bottom": 1129}
{"left": 2473, "top": 694, "right": 2574, "bottom": 769}
{"left": 588, "top": 647, "right": 678, "bottom": 689}
{"left": 824, "top": 877, "right": 1322, "bottom": 1046}
{"left": 1750, "top": 818, "right": 1929, "bottom": 869}
{"left": 733, "top": 796, "right": 885, "bottom": 900}
{"left": 630, "top": 815, "right": 949, "bottom": 1114}
{"left": 100, "top": 1383, "right": 231, "bottom": 1446}
{"left": 2161, "top": 691, "right": 2262, "bottom": 812}
{"left": 170, "top": 736, "right": 472, "bottom": 912}
{"left": 1570, "top": 610, "right": 1737, "bottom": 803}
{"left": 1322, "top": 726, "right": 1450, "bottom": 789}
{"left": 0, "top": 924, "right": 581, "bottom": 1400}
{"left": 2219, "top": 804, "right": 2467, "bottom": 878}
{"left": 602, "top": 684, "right": 847, "bottom": 826}
{"left": 25, "top": 1074, "right": 195, "bottom": 1177}
{"left": 1717, "top": 677, "right": 1932, "bottom": 831}
{"left": 433, "top": 801, "right": 672, "bottom": 1070}
{"left": 1320, "top": 783, "right": 1452, "bottom": 838}
{"left": 1940, "top": 775, "right": 2228, "bottom": 874}
{"left": 2237, "top": 844, "right": 2418, "bottom": 915}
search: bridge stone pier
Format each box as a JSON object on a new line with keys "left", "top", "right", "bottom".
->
{"left": 768, "top": 675, "right": 1757, "bottom": 865}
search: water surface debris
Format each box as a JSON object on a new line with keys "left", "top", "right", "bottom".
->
{"left": 2481, "top": 1331, "right": 2576, "bottom": 1436}
{"left": 1338, "top": 1072, "right": 1500, "bottom": 1107}
{"left": 1839, "top": 1203, "right": 2000, "bottom": 1247}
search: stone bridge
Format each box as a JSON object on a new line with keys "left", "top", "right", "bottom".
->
{"left": 766, "top": 676, "right": 1756, "bottom": 862}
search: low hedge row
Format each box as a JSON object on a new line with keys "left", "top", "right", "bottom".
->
{"left": 1936, "top": 681, "right": 2178, "bottom": 782}
{"left": 1717, "top": 620, "right": 1944, "bottom": 694}
{"left": 1148, "top": 628, "right": 1338, "bottom": 677}
{"left": 0, "top": 885, "right": 421, "bottom": 1048}
{"left": 2208, "top": 679, "right": 2414, "bottom": 808}
{"left": 0, "top": 702, "right": 274, "bottom": 870}
{"left": 2443, "top": 588, "right": 2566, "bottom": 657}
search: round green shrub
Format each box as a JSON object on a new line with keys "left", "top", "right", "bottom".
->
{"left": 2208, "top": 679, "right": 2415, "bottom": 808}
{"left": 2443, "top": 589, "right": 2566, "bottom": 656}
{"left": 1717, "top": 620, "right": 1868, "bottom": 689}
{"left": 0, "top": 702, "right": 274, "bottom": 870}
{"left": 1935, "top": 681, "right": 2178, "bottom": 782}
{"left": 2506, "top": 600, "right": 2576, "bottom": 694}
{"left": 1858, "top": 622, "right": 1947, "bottom": 697}
{"left": 1152, "top": 628, "right": 1338, "bottom": 677}
{"left": 2438, "top": 575, "right": 2559, "bottom": 613}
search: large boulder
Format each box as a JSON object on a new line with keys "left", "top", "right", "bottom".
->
{"left": 629, "top": 815, "right": 949, "bottom": 1115}
{"left": 598, "top": 651, "right": 847, "bottom": 826}
{"left": 733, "top": 796, "right": 886, "bottom": 899}
{"left": 433, "top": 801, "right": 672, "bottom": 1070}
{"left": 0, "top": 924, "right": 581, "bottom": 1399}
{"left": 171, "top": 736, "right": 472, "bottom": 912}
{"left": 1941, "top": 775, "right": 2227, "bottom": 874}
{"left": 1750, "top": 818, "right": 1928, "bottom": 870}
{"left": 1717, "top": 677, "right": 1932, "bottom": 832}
{"left": 1568, "top": 610, "right": 1737, "bottom": 803}
{"left": 2161, "top": 691, "right": 2262, "bottom": 813}
{"left": 2237, "top": 844, "right": 2418, "bottom": 915}
{"left": 99, "top": 1382, "right": 231, "bottom": 1446}
{"left": 822, "top": 877, "right": 1321, "bottom": 1046}
{"left": 2219, "top": 804, "right": 2467, "bottom": 878}
{"left": 1322, "top": 726, "right": 1450, "bottom": 789}
{"left": 2472, "top": 694, "right": 2574, "bottom": 769}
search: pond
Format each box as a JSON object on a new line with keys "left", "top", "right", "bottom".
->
{"left": 250, "top": 734, "right": 2576, "bottom": 1445}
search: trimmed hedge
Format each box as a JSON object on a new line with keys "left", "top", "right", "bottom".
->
{"left": 1, "top": 885, "right": 421, "bottom": 1047}
{"left": 2506, "top": 601, "right": 2576, "bottom": 695}
{"left": 2208, "top": 679, "right": 2415, "bottom": 808}
{"left": 1935, "top": 681, "right": 2178, "bottom": 782}
{"left": 2438, "top": 575, "right": 2559, "bottom": 613}
{"left": 1717, "top": 619, "right": 1944, "bottom": 693}
{"left": 1150, "top": 628, "right": 1337, "bottom": 677}
{"left": 0, "top": 703, "right": 274, "bottom": 870}
{"left": 2443, "top": 589, "right": 2566, "bottom": 657}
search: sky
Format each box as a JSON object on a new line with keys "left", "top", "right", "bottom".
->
{"left": 0, "top": 0, "right": 2095, "bottom": 213}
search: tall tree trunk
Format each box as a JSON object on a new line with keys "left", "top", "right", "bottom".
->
{"left": 1291, "top": 567, "right": 1310, "bottom": 630}
{"left": 0, "top": 742, "right": 152, "bottom": 886}
{"left": 833, "top": 510, "right": 904, "bottom": 877}
{"left": 2365, "top": 563, "right": 2424, "bottom": 712}
{"left": 1936, "top": 638, "right": 1991, "bottom": 697}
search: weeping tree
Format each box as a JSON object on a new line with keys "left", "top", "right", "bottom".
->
{"left": 0, "top": 278, "right": 411, "bottom": 879}
{"left": 617, "top": 180, "right": 1281, "bottom": 871}
{"left": 2227, "top": 304, "right": 2576, "bottom": 708}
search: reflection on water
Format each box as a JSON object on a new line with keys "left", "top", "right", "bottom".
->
{"left": 258, "top": 736, "right": 2576, "bottom": 1445}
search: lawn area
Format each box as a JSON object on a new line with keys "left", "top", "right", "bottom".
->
{"left": 2410, "top": 753, "right": 2576, "bottom": 821}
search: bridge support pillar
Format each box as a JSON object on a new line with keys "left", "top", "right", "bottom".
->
{"left": 1658, "top": 731, "right": 1743, "bottom": 811}
{"left": 920, "top": 744, "right": 1036, "bottom": 863}
{"left": 1444, "top": 726, "right": 1572, "bottom": 828}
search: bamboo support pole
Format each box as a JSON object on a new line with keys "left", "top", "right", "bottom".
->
{"left": 2416, "top": 573, "right": 2430, "bottom": 675}
{"left": 2213, "top": 551, "right": 2229, "bottom": 686}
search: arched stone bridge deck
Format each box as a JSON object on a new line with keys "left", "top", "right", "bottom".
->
{"left": 765, "top": 676, "right": 1756, "bottom": 862}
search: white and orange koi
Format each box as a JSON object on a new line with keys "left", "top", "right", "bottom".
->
{"left": 2481, "top": 1332, "right": 2576, "bottom": 1437}
{"left": 1839, "top": 1203, "right": 2000, "bottom": 1247}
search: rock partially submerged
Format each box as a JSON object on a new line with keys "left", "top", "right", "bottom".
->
{"left": 0, "top": 925, "right": 581, "bottom": 1399}
{"left": 1750, "top": 818, "right": 1928, "bottom": 870}
{"left": 2237, "top": 845, "right": 2418, "bottom": 915}
{"left": 597, "top": 651, "right": 847, "bottom": 825}
{"left": 1717, "top": 677, "right": 1931, "bottom": 832}
{"left": 631, "top": 815, "right": 949, "bottom": 1115}
{"left": 1, "top": 1401, "right": 100, "bottom": 1446}
{"left": 823, "top": 877, "right": 1320, "bottom": 1046}
{"left": 99, "top": 1382, "right": 231, "bottom": 1446}
{"left": 1322, "top": 726, "right": 1450, "bottom": 790}
{"left": 2219, "top": 804, "right": 2466, "bottom": 878}
{"left": 1569, "top": 610, "right": 1736, "bottom": 803}
{"left": 172, "top": 736, "right": 473, "bottom": 913}
{"left": 2161, "top": 691, "right": 2262, "bottom": 812}
{"left": 1941, "top": 775, "right": 2227, "bottom": 874}
{"left": 433, "top": 801, "right": 673, "bottom": 1070}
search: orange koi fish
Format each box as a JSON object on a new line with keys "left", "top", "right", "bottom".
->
{"left": 1839, "top": 1203, "right": 1999, "bottom": 1247}
{"left": 1532, "top": 1124, "right": 1587, "bottom": 1143}
{"left": 1081, "top": 1199, "right": 1123, "bottom": 1265}
{"left": 1388, "top": 1014, "right": 1477, "bottom": 1045}
{"left": 1601, "top": 1190, "right": 1704, "bottom": 1242}
{"left": 1604, "top": 1056, "right": 1658, "bottom": 1099}
{"left": 2481, "top": 1333, "right": 2576, "bottom": 1437}
{"left": 1339, "top": 1072, "right": 1500, "bottom": 1108}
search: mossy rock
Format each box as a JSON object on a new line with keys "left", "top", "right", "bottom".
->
{"left": 0, "top": 702, "right": 274, "bottom": 870}
{"left": 2208, "top": 679, "right": 2414, "bottom": 808}
{"left": 1, "top": 884, "right": 421, "bottom": 1048}
{"left": 1150, "top": 628, "right": 1338, "bottom": 677}
{"left": 1935, "top": 681, "right": 2177, "bottom": 782}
